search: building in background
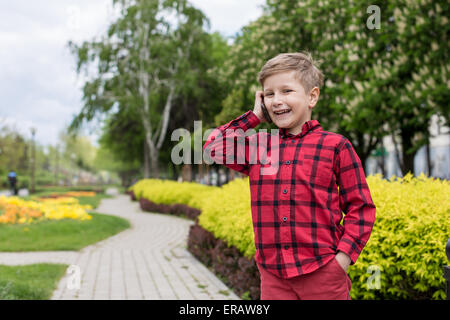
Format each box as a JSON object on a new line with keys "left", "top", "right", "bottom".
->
{"left": 366, "top": 114, "right": 449, "bottom": 180}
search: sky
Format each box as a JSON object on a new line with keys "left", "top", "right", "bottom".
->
{"left": 0, "top": 0, "right": 266, "bottom": 147}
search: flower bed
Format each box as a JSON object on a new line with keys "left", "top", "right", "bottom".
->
{"left": 0, "top": 196, "right": 93, "bottom": 225}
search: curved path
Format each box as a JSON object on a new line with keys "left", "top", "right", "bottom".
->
{"left": 0, "top": 194, "right": 239, "bottom": 300}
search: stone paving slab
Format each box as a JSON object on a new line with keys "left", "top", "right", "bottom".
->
{"left": 0, "top": 194, "right": 239, "bottom": 300}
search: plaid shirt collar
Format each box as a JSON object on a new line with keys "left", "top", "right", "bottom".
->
{"left": 278, "top": 119, "right": 322, "bottom": 139}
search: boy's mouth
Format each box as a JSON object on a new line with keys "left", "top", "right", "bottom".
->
{"left": 273, "top": 109, "right": 291, "bottom": 116}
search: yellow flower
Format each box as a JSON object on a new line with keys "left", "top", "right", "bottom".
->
{"left": 0, "top": 195, "right": 92, "bottom": 224}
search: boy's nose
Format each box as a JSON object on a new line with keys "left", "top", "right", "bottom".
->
{"left": 272, "top": 94, "right": 284, "bottom": 106}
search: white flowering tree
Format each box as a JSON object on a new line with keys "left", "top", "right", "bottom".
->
{"left": 217, "top": 0, "right": 448, "bottom": 175}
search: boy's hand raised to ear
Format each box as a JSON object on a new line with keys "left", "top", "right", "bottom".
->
{"left": 253, "top": 90, "right": 267, "bottom": 123}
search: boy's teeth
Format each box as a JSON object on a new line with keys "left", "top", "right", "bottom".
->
{"left": 275, "top": 110, "right": 290, "bottom": 114}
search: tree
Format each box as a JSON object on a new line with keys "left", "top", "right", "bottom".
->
{"left": 60, "top": 133, "right": 97, "bottom": 172}
{"left": 377, "top": 0, "right": 449, "bottom": 175}
{"left": 0, "top": 121, "right": 28, "bottom": 177}
{"left": 216, "top": 0, "right": 449, "bottom": 175}
{"left": 68, "top": 0, "right": 210, "bottom": 178}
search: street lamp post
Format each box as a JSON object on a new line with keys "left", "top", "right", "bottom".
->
{"left": 55, "top": 144, "right": 59, "bottom": 186}
{"left": 30, "top": 127, "right": 36, "bottom": 194}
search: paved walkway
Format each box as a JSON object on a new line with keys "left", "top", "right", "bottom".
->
{"left": 0, "top": 194, "right": 239, "bottom": 300}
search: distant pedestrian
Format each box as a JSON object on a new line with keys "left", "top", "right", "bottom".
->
{"left": 8, "top": 171, "right": 18, "bottom": 195}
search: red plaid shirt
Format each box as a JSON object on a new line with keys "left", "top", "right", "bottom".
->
{"left": 203, "top": 110, "right": 376, "bottom": 279}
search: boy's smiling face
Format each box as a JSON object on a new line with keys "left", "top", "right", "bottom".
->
{"left": 263, "top": 70, "right": 319, "bottom": 135}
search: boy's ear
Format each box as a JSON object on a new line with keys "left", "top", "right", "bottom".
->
{"left": 309, "top": 87, "right": 320, "bottom": 109}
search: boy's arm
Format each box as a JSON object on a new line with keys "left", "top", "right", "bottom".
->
{"left": 334, "top": 138, "right": 376, "bottom": 265}
{"left": 203, "top": 110, "right": 261, "bottom": 176}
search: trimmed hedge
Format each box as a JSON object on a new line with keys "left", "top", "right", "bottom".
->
{"left": 139, "top": 197, "right": 201, "bottom": 221}
{"left": 129, "top": 173, "right": 450, "bottom": 300}
{"left": 187, "top": 223, "right": 260, "bottom": 300}
{"left": 130, "top": 179, "right": 216, "bottom": 209}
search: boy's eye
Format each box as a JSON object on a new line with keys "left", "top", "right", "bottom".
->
{"left": 284, "top": 89, "right": 292, "bottom": 93}
{"left": 265, "top": 93, "right": 273, "bottom": 97}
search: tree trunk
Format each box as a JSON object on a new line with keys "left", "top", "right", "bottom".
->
{"left": 144, "top": 138, "right": 150, "bottom": 178}
{"left": 182, "top": 164, "right": 192, "bottom": 182}
{"left": 150, "top": 148, "right": 159, "bottom": 178}
{"left": 198, "top": 163, "right": 204, "bottom": 184}
{"left": 425, "top": 136, "right": 432, "bottom": 176}
{"left": 390, "top": 131, "right": 403, "bottom": 176}
{"left": 205, "top": 164, "right": 210, "bottom": 185}
{"left": 400, "top": 127, "right": 416, "bottom": 176}
{"left": 171, "top": 162, "right": 179, "bottom": 181}
{"left": 359, "top": 153, "right": 368, "bottom": 175}
{"left": 379, "top": 139, "right": 386, "bottom": 178}
{"left": 354, "top": 132, "right": 379, "bottom": 177}
{"left": 228, "top": 167, "right": 235, "bottom": 182}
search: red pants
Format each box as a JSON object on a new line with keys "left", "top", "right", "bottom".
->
{"left": 257, "top": 257, "right": 352, "bottom": 300}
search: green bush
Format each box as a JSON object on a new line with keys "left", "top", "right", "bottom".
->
{"left": 348, "top": 173, "right": 449, "bottom": 300}
{"left": 130, "top": 179, "right": 218, "bottom": 210}
{"left": 196, "top": 178, "right": 255, "bottom": 258}
{"left": 129, "top": 173, "right": 450, "bottom": 299}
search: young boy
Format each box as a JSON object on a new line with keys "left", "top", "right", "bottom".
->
{"left": 203, "top": 52, "right": 376, "bottom": 300}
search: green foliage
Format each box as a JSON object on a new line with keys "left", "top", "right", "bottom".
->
{"left": 196, "top": 178, "right": 255, "bottom": 258}
{"left": 0, "top": 121, "right": 107, "bottom": 189}
{"left": 130, "top": 178, "right": 217, "bottom": 210}
{"left": 68, "top": 0, "right": 227, "bottom": 178}
{"left": 131, "top": 174, "right": 450, "bottom": 299}
{"left": 348, "top": 173, "right": 449, "bottom": 300}
{"left": 60, "top": 134, "right": 97, "bottom": 172}
{"left": 217, "top": 0, "right": 449, "bottom": 174}
{"left": 0, "top": 124, "right": 28, "bottom": 174}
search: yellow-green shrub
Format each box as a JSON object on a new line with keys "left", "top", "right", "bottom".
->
{"left": 129, "top": 173, "right": 450, "bottom": 299}
{"left": 197, "top": 178, "right": 256, "bottom": 258}
{"left": 129, "top": 179, "right": 218, "bottom": 209}
{"left": 348, "top": 173, "right": 449, "bottom": 300}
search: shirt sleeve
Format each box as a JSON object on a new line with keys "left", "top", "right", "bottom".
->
{"left": 203, "top": 110, "right": 261, "bottom": 176}
{"left": 335, "top": 138, "right": 376, "bottom": 264}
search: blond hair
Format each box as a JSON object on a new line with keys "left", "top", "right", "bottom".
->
{"left": 258, "top": 51, "right": 324, "bottom": 93}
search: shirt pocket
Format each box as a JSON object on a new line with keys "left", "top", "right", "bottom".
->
{"left": 300, "top": 159, "right": 333, "bottom": 185}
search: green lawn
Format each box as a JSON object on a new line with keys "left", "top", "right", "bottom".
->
{"left": 0, "top": 264, "right": 68, "bottom": 299}
{"left": 0, "top": 212, "right": 130, "bottom": 252}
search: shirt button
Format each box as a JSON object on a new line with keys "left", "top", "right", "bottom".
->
{"left": 284, "top": 245, "right": 289, "bottom": 250}
{"left": 291, "top": 140, "right": 295, "bottom": 143}
{"left": 285, "top": 160, "right": 291, "bottom": 165}
{"left": 282, "top": 217, "right": 287, "bottom": 222}
{"left": 282, "top": 189, "right": 287, "bottom": 194}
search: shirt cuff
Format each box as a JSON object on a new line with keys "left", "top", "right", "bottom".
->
{"left": 227, "top": 110, "right": 261, "bottom": 130}
{"left": 336, "top": 235, "right": 363, "bottom": 265}
{"left": 247, "top": 110, "right": 262, "bottom": 126}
